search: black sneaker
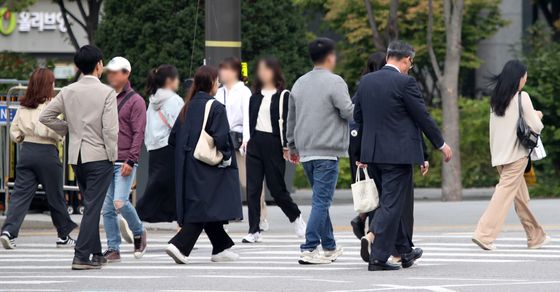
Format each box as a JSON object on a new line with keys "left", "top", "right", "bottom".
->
{"left": 56, "top": 236, "right": 76, "bottom": 248}
{"left": 92, "top": 253, "right": 108, "bottom": 266}
{"left": 71, "top": 257, "right": 102, "bottom": 270}
{"left": 0, "top": 231, "right": 16, "bottom": 249}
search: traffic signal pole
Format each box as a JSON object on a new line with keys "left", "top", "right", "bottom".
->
{"left": 204, "top": 0, "right": 242, "bottom": 66}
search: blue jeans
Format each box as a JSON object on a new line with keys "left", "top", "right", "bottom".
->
{"left": 102, "top": 164, "right": 143, "bottom": 251}
{"left": 300, "top": 160, "right": 339, "bottom": 251}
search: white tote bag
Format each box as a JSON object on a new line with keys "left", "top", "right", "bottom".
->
{"left": 531, "top": 137, "right": 547, "bottom": 161}
{"left": 351, "top": 168, "right": 379, "bottom": 213}
{"left": 193, "top": 100, "right": 224, "bottom": 166}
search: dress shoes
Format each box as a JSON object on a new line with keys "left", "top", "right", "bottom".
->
{"left": 400, "top": 248, "right": 423, "bottom": 268}
{"left": 350, "top": 216, "right": 366, "bottom": 239}
{"left": 368, "top": 260, "right": 401, "bottom": 271}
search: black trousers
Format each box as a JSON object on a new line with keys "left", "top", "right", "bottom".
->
{"left": 246, "top": 131, "right": 301, "bottom": 234}
{"left": 1, "top": 143, "right": 77, "bottom": 238}
{"left": 169, "top": 222, "right": 234, "bottom": 256}
{"left": 72, "top": 158, "right": 113, "bottom": 261}
{"left": 369, "top": 163, "right": 414, "bottom": 262}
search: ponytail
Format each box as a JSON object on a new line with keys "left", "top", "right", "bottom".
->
{"left": 144, "top": 64, "right": 179, "bottom": 96}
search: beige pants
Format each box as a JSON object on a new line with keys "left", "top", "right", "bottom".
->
{"left": 474, "top": 157, "right": 546, "bottom": 247}
{"left": 236, "top": 151, "right": 268, "bottom": 221}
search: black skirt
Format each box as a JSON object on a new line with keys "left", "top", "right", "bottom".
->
{"left": 136, "top": 145, "right": 177, "bottom": 223}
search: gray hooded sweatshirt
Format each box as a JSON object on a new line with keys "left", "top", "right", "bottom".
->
{"left": 145, "top": 88, "right": 184, "bottom": 151}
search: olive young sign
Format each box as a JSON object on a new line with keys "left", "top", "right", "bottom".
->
{"left": 0, "top": 0, "right": 85, "bottom": 54}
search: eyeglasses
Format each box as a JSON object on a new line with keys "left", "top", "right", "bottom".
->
{"left": 408, "top": 57, "right": 414, "bottom": 69}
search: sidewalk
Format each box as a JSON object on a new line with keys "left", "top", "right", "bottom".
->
{"left": 0, "top": 188, "right": 493, "bottom": 232}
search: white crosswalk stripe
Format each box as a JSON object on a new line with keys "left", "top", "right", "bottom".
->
{"left": 0, "top": 232, "right": 558, "bottom": 290}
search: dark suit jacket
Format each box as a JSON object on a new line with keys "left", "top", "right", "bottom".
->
{"left": 248, "top": 90, "right": 289, "bottom": 147}
{"left": 354, "top": 66, "right": 444, "bottom": 165}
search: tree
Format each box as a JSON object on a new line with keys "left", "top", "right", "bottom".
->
{"left": 0, "top": 0, "right": 35, "bottom": 11}
{"left": 427, "top": 0, "right": 463, "bottom": 201}
{"left": 54, "top": 0, "right": 103, "bottom": 50}
{"left": 95, "top": 0, "right": 204, "bottom": 96}
{"left": 241, "top": 0, "right": 309, "bottom": 86}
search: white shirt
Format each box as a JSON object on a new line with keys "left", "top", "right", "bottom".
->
{"left": 215, "top": 81, "right": 252, "bottom": 142}
{"left": 255, "top": 89, "right": 275, "bottom": 133}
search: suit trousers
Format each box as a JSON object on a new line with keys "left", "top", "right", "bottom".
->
{"left": 169, "top": 222, "right": 234, "bottom": 256}
{"left": 474, "top": 157, "right": 546, "bottom": 247}
{"left": 72, "top": 158, "right": 113, "bottom": 261}
{"left": 246, "top": 131, "right": 301, "bottom": 233}
{"left": 369, "top": 163, "right": 414, "bottom": 262}
{"left": 1, "top": 143, "right": 77, "bottom": 238}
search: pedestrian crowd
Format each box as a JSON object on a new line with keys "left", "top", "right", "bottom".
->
{"left": 0, "top": 38, "right": 551, "bottom": 271}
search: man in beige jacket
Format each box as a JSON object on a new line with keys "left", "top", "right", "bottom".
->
{"left": 40, "top": 45, "right": 119, "bottom": 270}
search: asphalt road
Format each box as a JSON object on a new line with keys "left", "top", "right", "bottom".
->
{"left": 1, "top": 199, "right": 559, "bottom": 292}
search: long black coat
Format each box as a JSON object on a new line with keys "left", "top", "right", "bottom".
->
{"left": 353, "top": 66, "right": 444, "bottom": 165}
{"left": 168, "top": 92, "right": 243, "bottom": 225}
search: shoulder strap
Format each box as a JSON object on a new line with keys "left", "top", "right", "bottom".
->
{"left": 518, "top": 91, "right": 524, "bottom": 119}
{"left": 278, "top": 89, "right": 289, "bottom": 146}
{"left": 158, "top": 110, "right": 172, "bottom": 129}
{"left": 201, "top": 99, "right": 215, "bottom": 132}
{"left": 117, "top": 90, "right": 136, "bottom": 112}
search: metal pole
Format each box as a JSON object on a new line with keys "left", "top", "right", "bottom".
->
{"left": 204, "top": 0, "right": 242, "bottom": 66}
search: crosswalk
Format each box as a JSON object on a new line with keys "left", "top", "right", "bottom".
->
{"left": 0, "top": 231, "right": 558, "bottom": 291}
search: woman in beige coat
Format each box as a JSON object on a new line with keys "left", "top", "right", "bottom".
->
{"left": 472, "top": 60, "right": 549, "bottom": 251}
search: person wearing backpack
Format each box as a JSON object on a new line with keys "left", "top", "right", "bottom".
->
{"left": 101, "top": 57, "right": 147, "bottom": 262}
{"left": 472, "top": 60, "right": 550, "bottom": 251}
{"left": 242, "top": 57, "right": 305, "bottom": 244}
{"left": 137, "top": 65, "right": 184, "bottom": 223}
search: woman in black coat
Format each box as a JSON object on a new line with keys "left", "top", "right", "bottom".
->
{"left": 165, "top": 65, "right": 243, "bottom": 264}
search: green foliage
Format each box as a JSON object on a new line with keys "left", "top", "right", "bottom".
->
{"left": 95, "top": 0, "right": 205, "bottom": 97}
{"left": 295, "top": 0, "right": 506, "bottom": 95}
{"left": 523, "top": 23, "right": 560, "bottom": 196}
{"left": 242, "top": 0, "right": 310, "bottom": 87}
{"left": 0, "top": 0, "right": 36, "bottom": 11}
{"left": 0, "top": 52, "right": 37, "bottom": 91}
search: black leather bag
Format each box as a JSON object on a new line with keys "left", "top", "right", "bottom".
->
{"left": 516, "top": 92, "right": 539, "bottom": 150}
{"left": 229, "top": 131, "right": 243, "bottom": 150}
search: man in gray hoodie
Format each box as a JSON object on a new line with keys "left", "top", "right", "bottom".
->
{"left": 287, "top": 38, "right": 354, "bottom": 264}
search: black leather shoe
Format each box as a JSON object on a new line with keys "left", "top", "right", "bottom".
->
{"left": 92, "top": 253, "right": 108, "bottom": 266}
{"left": 368, "top": 260, "right": 401, "bottom": 271}
{"left": 350, "top": 216, "right": 366, "bottom": 239}
{"left": 71, "top": 257, "right": 102, "bottom": 270}
{"left": 401, "top": 248, "right": 423, "bottom": 268}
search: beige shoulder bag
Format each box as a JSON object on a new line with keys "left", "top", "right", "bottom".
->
{"left": 194, "top": 100, "right": 224, "bottom": 165}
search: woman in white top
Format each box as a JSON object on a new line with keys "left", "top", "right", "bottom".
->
{"left": 1, "top": 68, "right": 77, "bottom": 249}
{"left": 136, "top": 65, "right": 184, "bottom": 223}
{"left": 242, "top": 57, "right": 306, "bottom": 243}
{"left": 472, "top": 60, "right": 549, "bottom": 251}
{"left": 216, "top": 57, "right": 252, "bottom": 207}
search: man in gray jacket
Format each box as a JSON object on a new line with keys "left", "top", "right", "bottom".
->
{"left": 287, "top": 38, "right": 353, "bottom": 264}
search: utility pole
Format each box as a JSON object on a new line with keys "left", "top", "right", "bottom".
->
{"left": 204, "top": 0, "right": 242, "bottom": 66}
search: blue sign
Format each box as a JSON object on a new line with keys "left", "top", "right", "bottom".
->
{"left": 0, "top": 105, "right": 17, "bottom": 125}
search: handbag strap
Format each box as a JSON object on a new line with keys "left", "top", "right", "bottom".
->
{"left": 278, "top": 89, "right": 289, "bottom": 146}
{"left": 517, "top": 91, "right": 524, "bottom": 120}
{"left": 158, "top": 110, "right": 172, "bottom": 129}
{"left": 355, "top": 167, "right": 371, "bottom": 183}
{"left": 201, "top": 99, "right": 215, "bottom": 132}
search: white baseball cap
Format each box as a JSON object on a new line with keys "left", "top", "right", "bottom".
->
{"left": 105, "top": 56, "right": 131, "bottom": 72}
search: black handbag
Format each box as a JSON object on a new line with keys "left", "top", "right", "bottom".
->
{"left": 516, "top": 92, "right": 539, "bottom": 150}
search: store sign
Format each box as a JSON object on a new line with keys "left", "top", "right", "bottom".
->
{"left": 18, "top": 11, "right": 67, "bottom": 33}
{"left": 0, "top": 7, "right": 16, "bottom": 35}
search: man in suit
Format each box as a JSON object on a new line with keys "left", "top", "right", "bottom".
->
{"left": 354, "top": 41, "right": 453, "bottom": 271}
{"left": 40, "top": 45, "right": 119, "bottom": 270}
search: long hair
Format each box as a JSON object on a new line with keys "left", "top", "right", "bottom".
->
{"left": 362, "top": 52, "right": 386, "bottom": 76}
{"left": 20, "top": 68, "right": 55, "bottom": 109}
{"left": 179, "top": 65, "right": 219, "bottom": 122}
{"left": 219, "top": 57, "right": 244, "bottom": 82}
{"left": 489, "top": 60, "right": 527, "bottom": 116}
{"left": 253, "top": 56, "right": 286, "bottom": 93}
{"left": 145, "top": 64, "right": 179, "bottom": 96}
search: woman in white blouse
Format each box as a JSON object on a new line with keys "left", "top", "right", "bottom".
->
{"left": 242, "top": 57, "right": 305, "bottom": 243}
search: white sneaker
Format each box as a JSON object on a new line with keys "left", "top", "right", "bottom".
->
{"left": 529, "top": 235, "right": 551, "bottom": 249}
{"left": 0, "top": 231, "right": 16, "bottom": 249}
{"left": 211, "top": 249, "right": 239, "bottom": 262}
{"left": 242, "top": 232, "right": 262, "bottom": 243}
{"left": 119, "top": 216, "right": 134, "bottom": 244}
{"left": 165, "top": 244, "right": 188, "bottom": 264}
{"left": 298, "top": 249, "right": 331, "bottom": 265}
{"left": 323, "top": 246, "right": 343, "bottom": 262}
{"left": 259, "top": 219, "right": 270, "bottom": 232}
{"left": 293, "top": 216, "right": 306, "bottom": 238}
